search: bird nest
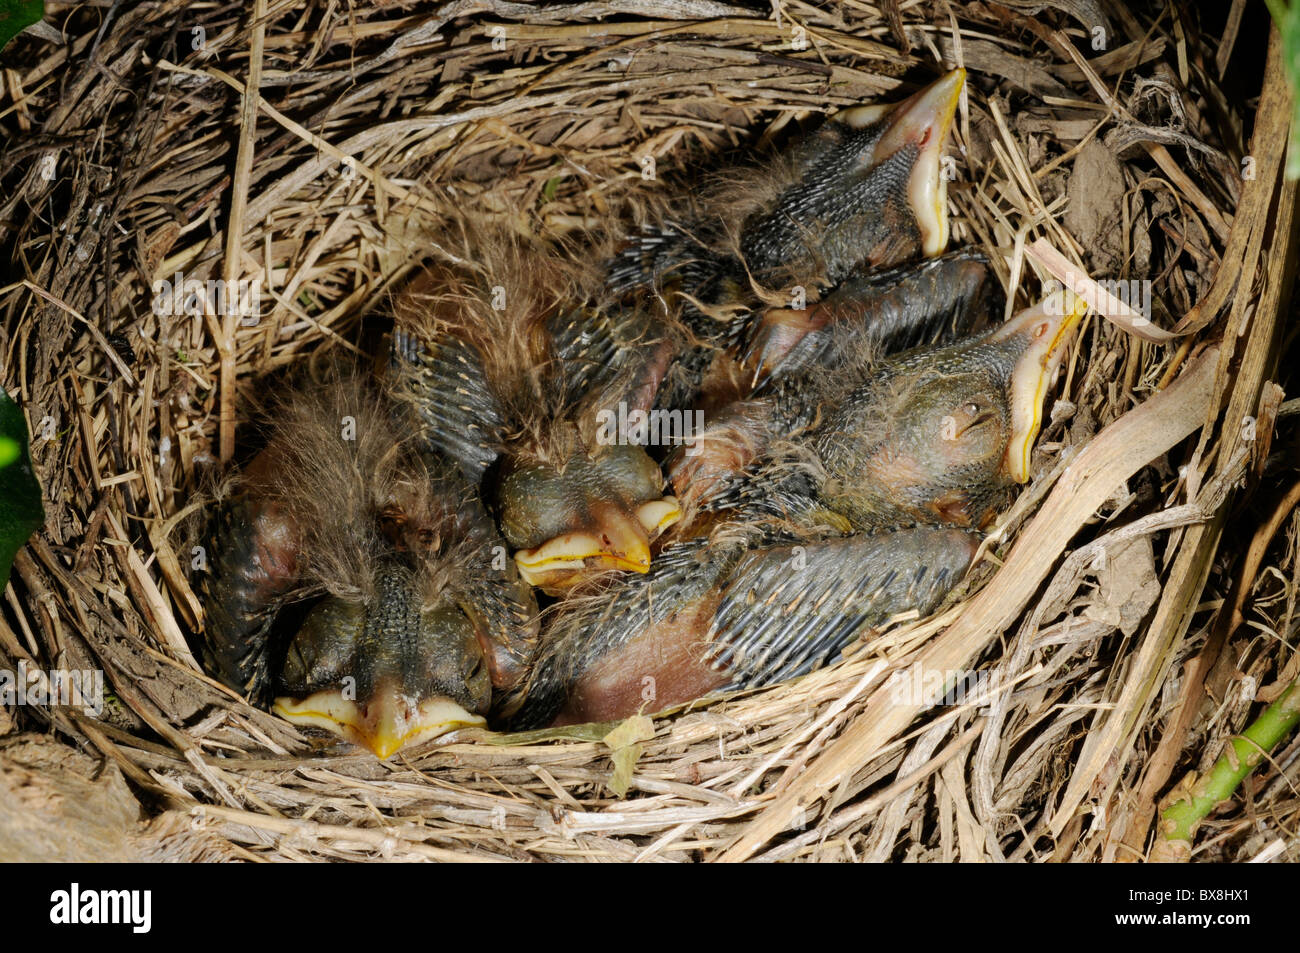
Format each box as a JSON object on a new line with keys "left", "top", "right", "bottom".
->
{"left": 1, "top": 0, "right": 1296, "bottom": 863}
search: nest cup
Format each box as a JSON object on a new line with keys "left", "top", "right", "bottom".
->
{"left": 0, "top": 0, "right": 1293, "bottom": 863}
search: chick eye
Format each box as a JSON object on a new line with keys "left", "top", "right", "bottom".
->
{"left": 943, "top": 397, "right": 996, "bottom": 440}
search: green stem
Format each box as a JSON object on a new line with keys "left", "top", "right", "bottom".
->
{"left": 1264, "top": 0, "right": 1289, "bottom": 26}
{"left": 1159, "top": 679, "right": 1300, "bottom": 848}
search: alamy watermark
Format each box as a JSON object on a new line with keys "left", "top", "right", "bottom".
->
{"left": 887, "top": 663, "right": 999, "bottom": 710}
{"left": 1045, "top": 275, "right": 1153, "bottom": 324}
{"left": 0, "top": 660, "right": 103, "bottom": 716}
{"left": 595, "top": 401, "right": 706, "bottom": 457}
{"left": 152, "top": 271, "right": 262, "bottom": 324}
{"left": 49, "top": 883, "right": 150, "bottom": 933}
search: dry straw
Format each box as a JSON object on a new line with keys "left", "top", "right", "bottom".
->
{"left": 0, "top": 0, "right": 1295, "bottom": 862}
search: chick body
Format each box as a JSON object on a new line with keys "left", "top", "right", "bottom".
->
{"left": 511, "top": 292, "right": 1086, "bottom": 728}
{"left": 199, "top": 373, "right": 537, "bottom": 758}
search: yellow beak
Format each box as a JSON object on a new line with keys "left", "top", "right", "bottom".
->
{"left": 513, "top": 497, "right": 681, "bottom": 590}
{"left": 996, "top": 288, "right": 1088, "bottom": 483}
{"left": 274, "top": 687, "right": 485, "bottom": 759}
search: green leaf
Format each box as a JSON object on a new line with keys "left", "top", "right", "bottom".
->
{"left": 0, "top": 387, "right": 44, "bottom": 587}
{"left": 602, "top": 714, "right": 655, "bottom": 798}
{"left": 539, "top": 175, "right": 562, "bottom": 205}
{"left": 1268, "top": 0, "right": 1300, "bottom": 179}
{"left": 0, "top": 1, "right": 43, "bottom": 53}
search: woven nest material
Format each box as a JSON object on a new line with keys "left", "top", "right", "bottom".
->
{"left": 0, "top": 0, "right": 1296, "bottom": 863}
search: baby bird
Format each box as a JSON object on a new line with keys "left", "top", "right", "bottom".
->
{"left": 773, "top": 289, "right": 1086, "bottom": 531}
{"left": 609, "top": 69, "right": 968, "bottom": 421}
{"left": 510, "top": 290, "right": 1086, "bottom": 727}
{"left": 612, "top": 70, "right": 965, "bottom": 324}
{"left": 199, "top": 372, "right": 538, "bottom": 759}
{"left": 669, "top": 249, "right": 1000, "bottom": 513}
{"left": 387, "top": 227, "right": 683, "bottom": 593}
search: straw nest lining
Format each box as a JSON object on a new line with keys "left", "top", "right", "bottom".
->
{"left": 0, "top": 0, "right": 1295, "bottom": 862}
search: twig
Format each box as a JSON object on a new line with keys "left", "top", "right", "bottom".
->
{"left": 1152, "top": 680, "right": 1300, "bottom": 862}
{"left": 217, "top": 0, "right": 267, "bottom": 463}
